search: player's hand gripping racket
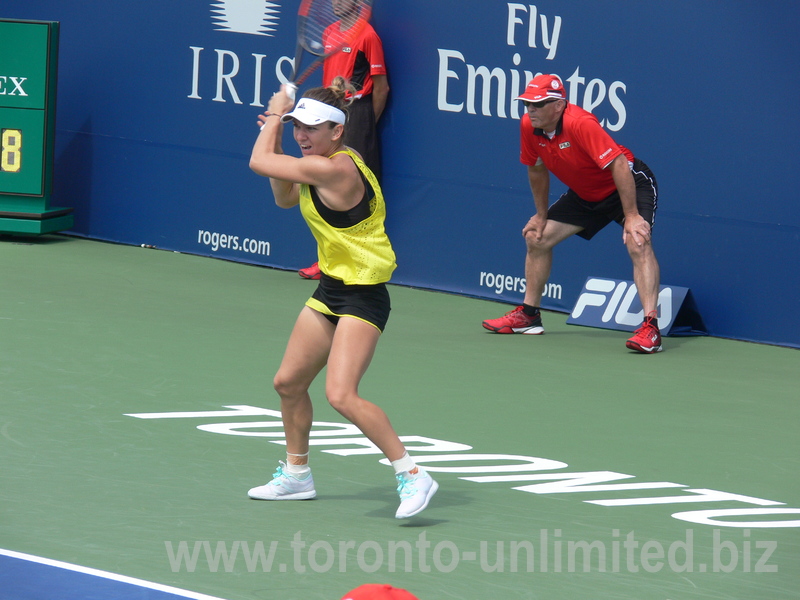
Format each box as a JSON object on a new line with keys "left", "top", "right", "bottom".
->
{"left": 286, "top": 0, "right": 374, "bottom": 100}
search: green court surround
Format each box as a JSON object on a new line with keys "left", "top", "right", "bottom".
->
{"left": 1, "top": 236, "right": 798, "bottom": 599}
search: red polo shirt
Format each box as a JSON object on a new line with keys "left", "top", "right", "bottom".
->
{"left": 520, "top": 103, "right": 635, "bottom": 202}
{"left": 322, "top": 22, "right": 386, "bottom": 98}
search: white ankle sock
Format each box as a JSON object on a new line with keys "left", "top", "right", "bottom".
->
{"left": 391, "top": 452, "right": 417, "bottom": 475}
{"left": 285, "top": 453, "right": 310, "bottom": 478}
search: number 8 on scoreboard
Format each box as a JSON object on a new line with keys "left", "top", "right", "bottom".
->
{"left": 1, "top": 128, "right": 23, "bottom": 173}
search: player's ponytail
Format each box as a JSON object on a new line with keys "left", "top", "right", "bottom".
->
{"left": 328, "top": 76, "right": 357, "bottom": 107}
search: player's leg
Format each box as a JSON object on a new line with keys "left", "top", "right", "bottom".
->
{"left": 324, "top": 316, "right": 405, "bottom": 461}
{"left": 626, "top": 159, "right": 660, "bottom": 315}
{"left": 325, "top": 316, "right": 438, "bottom": 518}
{"left": 624, "top": 237, "right": 663, "bottom": 353}
{"left": 248, "top": 307, "right": 333, "bottom": 501}
{"left": 627, "top": 238, "right": 660, "bottom": 315}
{"left": 624, "top": 158, "right": 663, "bottom": 353}
{"left": 273, "top": 307, "right": 335, "bottom": 458}
{"left": 482, "top": 219, "right": 580, "bottom": 334}
{"left": 523, "top": 219, "right": 582, "bottom": 307}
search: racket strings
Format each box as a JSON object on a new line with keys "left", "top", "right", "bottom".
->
{"left": 299, "top": 1, "right": 371, "bottom": 55}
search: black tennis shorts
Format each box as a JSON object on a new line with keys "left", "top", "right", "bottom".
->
{"left": 307, "top": 273, "right": 391, "bottom": 332}
{"left": 548, "top": 158, "right": 659, "bottom": 240}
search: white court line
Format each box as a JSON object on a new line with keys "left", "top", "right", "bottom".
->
{"left": 0, "top": 548, "right": 230, "bottom": 600}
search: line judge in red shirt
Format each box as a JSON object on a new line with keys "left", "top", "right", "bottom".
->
{"left": 299, "top": 0, "right": 389, "bottom": 281}
{"left": 482, "top": 74, "right": 664, "bottom": 353}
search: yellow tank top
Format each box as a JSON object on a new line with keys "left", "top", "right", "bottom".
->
{"left": 299, "top": 149, "right": 396, "bottom": 285}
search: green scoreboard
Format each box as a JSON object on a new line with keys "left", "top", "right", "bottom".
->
{"left": 0, "top": 18, "right": 73, "bottom": 234}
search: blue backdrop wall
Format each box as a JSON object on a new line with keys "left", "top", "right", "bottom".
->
{"left": 3, "top": 1, "right": 799, "bottom": 348}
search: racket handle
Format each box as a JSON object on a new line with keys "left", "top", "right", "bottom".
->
{"left": 286, "top": 82, "right": 298, "bottom": 101}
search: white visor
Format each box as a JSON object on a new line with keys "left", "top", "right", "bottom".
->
{"left": 281, "top": 98, "right": 346, "bottom": 126}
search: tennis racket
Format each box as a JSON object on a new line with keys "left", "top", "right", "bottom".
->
{"left": 286, "top": 0, "right": 374, "bottom": 99}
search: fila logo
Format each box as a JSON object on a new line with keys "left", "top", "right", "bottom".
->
{"left": 559, "top": 142, "right": 570, "bottom": 149}
{"left": 571, "top": 277, "right": 673, "bottom": 329}
{"left": 342, "top": 46, "right": 353, "bottom": 53}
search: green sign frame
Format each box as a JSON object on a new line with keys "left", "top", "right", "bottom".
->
{"left": 0, "top": 18, "right": 73, "bottom": 234}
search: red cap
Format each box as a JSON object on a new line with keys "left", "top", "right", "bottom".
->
{"left": 341, "top": 584, "right": 420, "bottom": 600}
{"left": 516, "top": 74, "right": 566, "bottom": 102}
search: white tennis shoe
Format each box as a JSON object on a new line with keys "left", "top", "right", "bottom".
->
{"left": 395, "top": 468, "right": 438, "bottom": 519}
{"left": 248, "top": 461, "right": 316, "bottom": 500}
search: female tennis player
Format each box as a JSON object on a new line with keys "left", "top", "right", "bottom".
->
{"left": 247, "top": 80, "right": 437, "bottom": 519}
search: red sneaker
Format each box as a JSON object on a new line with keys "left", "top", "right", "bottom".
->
{"left": 482, "top": 305, "right": 544, "bottom": 334}
{"left": 626, "top": 311, "right": 663, "bottom": 353}
{"left": 298, "top": 262, "right": 321, "bottom": 280}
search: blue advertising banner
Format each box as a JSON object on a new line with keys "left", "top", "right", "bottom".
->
{"left": 2, "top": 1, "right": 798, "bottom": 348}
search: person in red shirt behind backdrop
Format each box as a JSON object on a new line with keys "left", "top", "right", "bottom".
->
{"left": 299, "top": 0, "right": 390, "bottom": 280}
{"left": 481, "top": 74, "right": 664, "bottom": 353}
